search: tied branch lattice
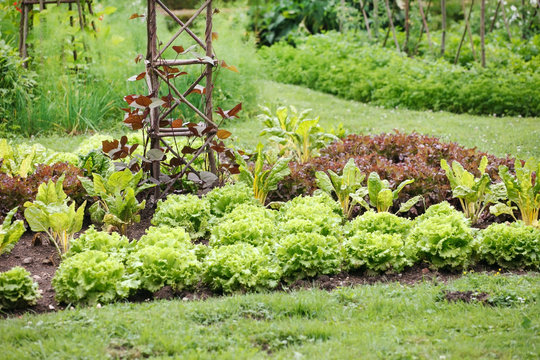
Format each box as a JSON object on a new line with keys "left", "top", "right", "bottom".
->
{"left": 106, "top": 0, "right": 242, "bottom": 201}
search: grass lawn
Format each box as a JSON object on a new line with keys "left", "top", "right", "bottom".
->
{"left": 1, "top": 273, "right": 538, "bottom": 359}
{"left": 226, "top": 81, "right": 540, "bottom": 159}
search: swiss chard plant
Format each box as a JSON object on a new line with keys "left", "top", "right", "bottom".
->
{"left": 235, "top": 143, "right": 291, "bottom": 205}
{"left": 441, "top": 156, "right": 505, "bottom": 225}
{"left": 80, "top": 169, "right": 154, "bottom": 235}
{"left": 490, "top": 158, "right": 540, "bottom": 227}
{"left": 315, "top": 158, "right": 365, "bottom": 218}
{"left": 0, "top": 207, "right": 25, "bottom": 255}
{"left": 259, "top": 106, "right": 337, "bottom": 163}
{"left": 351, "top": 172, "right": 422, "bottom": 214}
{"left": 23, "top": 175, "right": 86, "bottom": 255}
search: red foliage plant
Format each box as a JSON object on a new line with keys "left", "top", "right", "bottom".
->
{"left": 0, "top": 162, "right": 84, "bottom": 222}
{"left": 271, "top": 131, "right": 515, "bottom": 216}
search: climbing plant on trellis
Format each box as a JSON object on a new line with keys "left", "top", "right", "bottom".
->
{"left": 103, "top": 0, "right": 241, "bottom": 201}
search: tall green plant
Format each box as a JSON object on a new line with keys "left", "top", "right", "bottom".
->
{"left": 441, "top": 156, "right": 506, "bottom": 225}
{"left": 235, "top": 144, "right": 291, "bottom": 205}
{"left": 79, "top": 169, "right": 154, "bottom": 235}
{"left": 23, "top": 175, "right": 86, "bottom": 254}
{"left": 490, "top": 158, "right": 540, "bottom": 227}
{"left": 315, "top": 158, "right": 365, "bottom": 218}
{"left": 259, "top": 106, "right": 337, "bottom": 163}
{"left": 351, "top": 172, "right": 422, "bottom": 213}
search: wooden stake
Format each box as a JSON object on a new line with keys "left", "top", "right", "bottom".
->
{"left": 373, "top": 0, "right": 379, "bottom": 39}
{"left": 441, "top": 0, "right": 447, "bottom": 56}
{"left": 68, "top": 2, "right": 77, "bottom": 62}
{"left": 18, "top": 4, "right": 30, "bottom": 67}
{"left": 404, "top": 0, "right": 410, "bottom": 54}
{"left": 417, "top": 0, "right": 432, "bottom": 49}
{"left": 480, "top": 0, "right": 486, "bottom": 67}
{"left": 384, "top": 0, "right": 400, "bottom": 51}
{"left": 75, "top": 0, "right": 84, "bottom": 30}
{"left": 521, "top": 0, "right": 526, "bottom": 39}
{"left": 489, "top": 0, "right": 501, "bottom": 33}
{"left": 358, "top": 0, "right": 372, "bottom": 39}
{"left": 455, "top": 0, "right": 475, "bottom": 65}
{"left": 500, "top": 1, "right": 512, "bottom": 40}
{"left": 205, "top": 0, "right": 217, "bottom": 174}
{"left": 146, "top": 0, "right": 161, "bottom": 193}
{"left": 413, "top": 0, "right": 433, "bottom": 56}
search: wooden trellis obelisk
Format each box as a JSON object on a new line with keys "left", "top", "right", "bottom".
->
{"left": 145, "top": 0, "right": 219, "bottom": 198}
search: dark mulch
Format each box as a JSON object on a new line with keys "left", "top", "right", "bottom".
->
{"left": 442, "top": 290, "right": 490, "bottom": 304}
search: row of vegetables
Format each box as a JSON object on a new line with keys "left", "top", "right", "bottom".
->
{"left": 1, "top": 181, "right": 538, "bottom": 310}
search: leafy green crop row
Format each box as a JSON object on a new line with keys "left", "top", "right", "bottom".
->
{"left": 260, "top": 32, "right": 540, "bottom": 116}
{"left": 47, "top": 187, "right": 539, "bottom": 306}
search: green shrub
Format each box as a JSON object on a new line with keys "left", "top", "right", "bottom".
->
{"left": 127, "top": 246, "right": 201, "bottom": 292}
{"left": 205, "top": 182, "right": 257, "bottom": 218}
{"left": 67, "top": 226, "right": 131, "bottom": 259}
{"left": 260, "top": 32, "right": 540, "bottom": 116}
{"left": 342, "top": 231, "right": 416, "bottom": 273}
{"left": 346, "top": 211, "right": 413, "bottom": 237}
{"left": 152, "top": 194, "right": 210, "bottom": 239}
{"left": 204, "top": 243, "right": 281, "bottom": 293}
{"left": 476, "top": 222, "right": 540, "bottom": 269}
{"left": 409, "top": 203, "right": 474, "bottom": 269}
{"left": 137, "top": 225, "right": 192, "bottom": 249}
{"left": 0, "top": 267, "right": 41, "bottom": 310}
{"left": 275, "top": 232, "right": 342, "bottom": 281}
{"left": 210, "top": 204, "right": 277, "bottom": 247}
{"left": 52, "top": 250, "right": 134, "bottom": 305}
{"left": 279, "top": 193, "right": 343, "bottom": 236}
{"left": 0, "top": 40, "right": 36, "bottom": 124}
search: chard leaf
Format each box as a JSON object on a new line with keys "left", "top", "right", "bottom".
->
{"left": 398, "top": 195, "right": 422, "bottom": 213}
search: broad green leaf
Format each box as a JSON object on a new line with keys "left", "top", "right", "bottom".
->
{"left": 92, "top": 173, "right": 108, "bottom": 197}
{"left": 79, "top": 176, "right": 97, "bottom": 197}
{"left": 479, "top": 156, "right": 488, "bottom": 175}
{"left": 68, "top": 201, "right": 86, "bottom": 234}
{"left": 107, "top": 169, "right": 134, "bottom": 194}
{"left": 489, "top": 202, "right": 517, "bottom": 217}
{"left": 24, "top": 206, "right": 50, "bottom": 233}
{"left": 265, "top": 156, "right": 291, "bottom": 191}
{"left": 50, "top": 211, "right": 71, "bottom": 235}
{"left": 398, "top": 195, "right": 423, "bottom": 213}
{"left": 351, "top": 188, "right": 369, "bottom": 210}
{"left": 377, "top": 189, "right": 393, "bottom": 212}
{"left": 499, "top": 165, "right": 521, "bottom": 203}
{"left": 315, "top": 171, "right": 334, "bottom": 195}
{"left": 393, "top": 179, "right": 414, "bottom": 199}
{"left": 17, "top": 147, "right": 35, "bottom": 178}
{"left": 367, "top": 172, "right": 385, "bottom": 207}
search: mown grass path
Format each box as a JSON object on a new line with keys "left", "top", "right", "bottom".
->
{"left": 226, "top": 81, "right": 540, "bottom": 159}
{"left": 1, "top": 274, "right": 538, "bottom": 359}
